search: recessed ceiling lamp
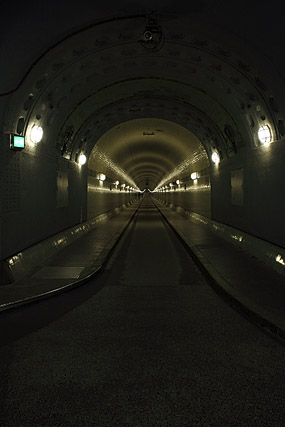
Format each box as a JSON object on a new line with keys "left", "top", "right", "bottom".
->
{"left": 258, "top": 125, "right": 271, "bottom": 144}
{"left": 30, "top": 125, "right": 43, "bottom": 143}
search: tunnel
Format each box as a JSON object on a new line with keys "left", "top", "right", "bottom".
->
{"left": 1, "top": 5, "right": 285, "bottom": 258}
{"left": 0, "top": 1, "right": 285, "bottom": 425}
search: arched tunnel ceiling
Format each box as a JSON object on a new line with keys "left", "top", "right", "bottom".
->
{"left": 3, "top": 8, "right": 285, "bottom": 190}
{"left": 62, "top": 77, "right": 244, "bottom": 160}
{"left": 88, "top": 118, "right": 209, "bottom": 190}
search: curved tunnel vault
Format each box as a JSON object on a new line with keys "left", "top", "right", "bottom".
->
{"left": 1, "top": 9, "right": 285, "bottom": 260}
{"left": 87, "top": 118, "right": 209, "bottom": 191}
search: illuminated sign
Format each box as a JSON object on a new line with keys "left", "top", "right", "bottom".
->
{"left": 10, "top": 134, "right": 25, "bottom": 150}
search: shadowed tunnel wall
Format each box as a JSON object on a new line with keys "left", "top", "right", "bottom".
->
{"left": 87, "top": 175, "right": 138, "bottom": 220}
{"left": 1, "top": 4, "right": 285, "bottom": 266}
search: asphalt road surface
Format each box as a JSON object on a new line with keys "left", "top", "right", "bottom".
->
{"left": 0, "top": 197, "right": 284, "bottom": 426}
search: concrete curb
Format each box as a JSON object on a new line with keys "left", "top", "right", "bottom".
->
{"left": 156, "top": 198, "right": 285, "bottom": 277}
{"left": 1, "top": 199, "right": 139, "bottom": 285}
{"left": 155, "top": 201, "right": 285, "bottom": 342}
{"left": 0, "top": 265, "right": 102, "bottom": 313}
{"left": 0, "top": 200, "right": 141, "bottom": 313}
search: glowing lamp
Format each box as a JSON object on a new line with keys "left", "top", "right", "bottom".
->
{"left": 78, "top": 154, "right": 87, "bottom": 165}
{"left": 99, "top": 173, "right": 106, "bottom": 181}
{"left": 258, "top": 125, "right": 271, "bottom": 144}
{"left": 30, "top": 125, "right": 43, "bottom": 143}
{"left": 211, "top": 151, "right": 220, "bottom": 164}
{"left": 191, "top": 172, "right": 197, "bottom": 180}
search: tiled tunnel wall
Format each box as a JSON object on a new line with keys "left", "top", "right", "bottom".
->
{"left": 154, "top": 187, "right": 211, "bottom": 219}
{"left": 154, "top": 142, "right": 285, "bottom": 250}
{"left": 87, "top": 176, "right": 138, "bottom": 219}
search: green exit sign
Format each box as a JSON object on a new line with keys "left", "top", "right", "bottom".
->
{"left": 10, "top": 134, "right": 25, "bottom": 150}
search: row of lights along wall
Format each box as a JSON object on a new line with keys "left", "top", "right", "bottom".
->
{"left": 156, "top": 172, "right": 199, "bottom": 192}
{"left": 9, "top": 124, "right": 273, "bottom": 166}
{"left": 10, "top": 125, "right": 273, "bottom": 152}
{"left": 155, "top": 125, "right": 272, "bottom": 192}
{"left": 9, "top": 125, "right": 138, "bottom": 191}
{"left": 90, "top": 173, "right": 138, "bottom": 191}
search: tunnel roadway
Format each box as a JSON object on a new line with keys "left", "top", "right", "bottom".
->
{"left": 0, "top": 196, "right": 284, "bottom": 426}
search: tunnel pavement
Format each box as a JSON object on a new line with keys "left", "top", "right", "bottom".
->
{"left": 0, "top": 196, "right": 284, "bottom": 341}
{"left": 1, "top": 197, "right": 284, "bottom": 427}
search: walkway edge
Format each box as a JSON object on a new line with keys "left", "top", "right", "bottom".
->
{"left": 1, "top": 199, "right": 138, "bottom": 285}
{"left": 155, "top": 201, "right": 285, "bottom": 342}
{"left": 0, "top": 265, "right": 102, "bottom": 314}
{"left": 0, "top": 200, "right": 141, "bottom": 314}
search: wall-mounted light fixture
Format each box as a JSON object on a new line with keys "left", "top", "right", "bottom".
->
{"left": 99, "top": 173, "right": 106, "bottom": 181}
{"left": 211, "top": 151, "right": 220, "bottom": 164}
{"left": 258, "top": 125, "right": 271, "bottom": 144}
{"left": 191, "top": 172, "right": 198, "bottom": 180}
{"left": 78, "top": 153, "right": 87, "bottom": 165}
{"left": 30, "top": 125, "right": 43, "bottom": 143}
{"left": 115, "top": 180, "right": 119, "bottom": 186}
{"left": 176, "top": 179, "right": 180, "bottom": 185}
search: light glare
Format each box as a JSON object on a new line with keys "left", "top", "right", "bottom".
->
{"left": 78, "top": 154, "right": 87, "bottom": 165}
{"left": 191, "top": 172, "right": 197, "bottom": 180}
{"left": 276, "top": 254, "right": 285, "bottom": 266}
{"left": 30, "top": 125, "right": 43, "bottom": 143}
{"left": 211, "top": 151, "right": 220, "bottom": 164}
{"left": 258, "top": 125, "right": 271, "bottom": 144}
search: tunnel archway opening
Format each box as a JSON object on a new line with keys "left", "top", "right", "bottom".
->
{"left": 86, "top": 117, "right": 211, "bottom": 220}
{"left": 1, "top": 9, "right": 285, "bottom": 262}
